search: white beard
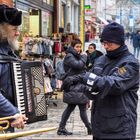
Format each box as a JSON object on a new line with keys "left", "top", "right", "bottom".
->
{"left": 8, "top": 38, "right": 19, "bottom": 51}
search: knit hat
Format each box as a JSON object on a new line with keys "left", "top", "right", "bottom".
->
{"left": 100, "top": 22, "right": 125, "bottom": 45}
{"left": 0, "top": 4, "right": 22, "bottom": 26}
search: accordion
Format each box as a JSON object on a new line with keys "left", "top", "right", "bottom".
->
{"left": 11, "top": 61, "right": 47, "bottom": 123}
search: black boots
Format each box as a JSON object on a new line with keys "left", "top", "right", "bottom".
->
{"left": 57, "top": 125, "right": 92, "bottom": 135}
{"left": 57, "top": 127, "right": 73, "bottom": 135}
{"left": 86, "top": 124, "right": 92, "bottom": 135}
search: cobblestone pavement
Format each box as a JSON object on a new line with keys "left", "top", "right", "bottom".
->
{"left": 16, "top": 92, "right": 92, "bottom": 140}
{"left": 15, "top": 88, "right": 140, "bottom": 140}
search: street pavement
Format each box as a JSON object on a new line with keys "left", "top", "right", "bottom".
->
{"left": 16, "top": 89, "right": 140, "bottom": 140}
{"left": 16, "top": 91, "right": 92, "bottom": 140}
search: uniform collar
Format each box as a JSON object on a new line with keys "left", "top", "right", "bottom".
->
{"left": 106, "top": 45, "right": 129, "bottom": 59}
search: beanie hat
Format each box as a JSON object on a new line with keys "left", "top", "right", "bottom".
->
{"left": 100, "top": 22, "right": 125, "bottom": 45}
{"left": 0, "top": 4, "right": 22, "bottom": 26}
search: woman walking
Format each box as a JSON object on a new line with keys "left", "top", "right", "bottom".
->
{"left": 57, "top": 39, "right": 91, "bottom": 135}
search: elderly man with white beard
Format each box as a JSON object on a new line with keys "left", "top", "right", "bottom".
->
{"left": 0, "top": 4, "right": 28, "bottom": 132}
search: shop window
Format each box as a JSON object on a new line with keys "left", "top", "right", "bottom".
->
{"left": 29, "top": 9, "right": 40, "bottom": 37}
{"left": 29, "top": 9, "right": 39, "bottom": 15}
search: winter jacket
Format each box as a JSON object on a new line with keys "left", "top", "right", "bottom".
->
{"left": 0, "top": 42, "right": 19, "bottom": 117}
{"left": 133, "top": 33, "right": 140, "bottom": 48}
{"left": 84, "top": 45, "right": 139, "bottom": 139}
{"left": 63, "top": 46, "right": 89, "bottom": 104}
{"left": 86, "top": 50, "right": 103, "bottom": 70}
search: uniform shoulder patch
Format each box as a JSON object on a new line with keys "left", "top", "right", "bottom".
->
{"left": 118, "top": 66, "right": 127, "bottom": 75}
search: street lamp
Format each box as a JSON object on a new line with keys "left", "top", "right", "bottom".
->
{"left": 80, "top": 0, "right": 85, "bottom": 50}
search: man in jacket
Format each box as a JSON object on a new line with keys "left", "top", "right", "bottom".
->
{"left": 0, "top": 4, "right": 27, "bottom": 131}
{"left": 86, "top": 43, "right": 103, "bottom": 71}
{"left": 63, "top": 22, "right": 139, "bottom": 140}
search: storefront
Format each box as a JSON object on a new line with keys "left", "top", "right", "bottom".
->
{"left": 15, "top": 0, "right": 53, "bottom": 38}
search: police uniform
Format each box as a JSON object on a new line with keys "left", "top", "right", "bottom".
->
{"left": 82, "top": 22, "right": 139, "bottom": 140}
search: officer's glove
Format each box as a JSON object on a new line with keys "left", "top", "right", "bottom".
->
{"left": 81, "top": 84, "right": 99, "bottom": 100}
{"left": 82, "top": 72, "right": 97, "bottom": 87}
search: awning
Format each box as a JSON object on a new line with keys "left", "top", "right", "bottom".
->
{"left": 85, "top": 17, "right": 101, "bottom": 27}
{"left": 85, "top": 16, "right": 92, "bottom": 21}
{"left": 97, "top": 16, "right": 109, "bottom": 25}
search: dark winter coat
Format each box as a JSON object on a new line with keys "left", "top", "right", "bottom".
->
{"left": 63, "top": 46, "right": 89, "bottom": 104}
{"left": 0, "top": 42, "right": 19, "bottom": 117}
{"left": 86, "top": 50, "right": 103, "bottom": 70}
{"left": 84, "top": 45, "right": 139, "bottom": 139}
{"left": 133, "top": 33, "right": 140, "bottom": 48}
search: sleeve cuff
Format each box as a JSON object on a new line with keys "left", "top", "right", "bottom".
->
{"left": 87, "top": 73, "right": 97, "bottom": 86}
{"left": 83, "top": 72, "right": 97, "bottom": 87}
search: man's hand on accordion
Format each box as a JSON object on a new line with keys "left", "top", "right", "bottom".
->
{"left": 11, "top": 114, "right": 28, "bottom": 129}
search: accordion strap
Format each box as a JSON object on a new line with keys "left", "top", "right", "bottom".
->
{"left": 0, "top": 53, "right": 22, "bottom": 63}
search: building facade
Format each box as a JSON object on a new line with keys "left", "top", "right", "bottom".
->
{"left": 14, "top": 0, "right": 54, "bottom": 38}
{"left": 59, "top": 0, "right": 80, "bottom": 34}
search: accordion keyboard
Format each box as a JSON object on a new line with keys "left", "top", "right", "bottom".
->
{"left": 12, "top": 62, "right": 26, "bottom": 115}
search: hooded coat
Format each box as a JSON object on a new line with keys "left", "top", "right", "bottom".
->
{"left": 63, "top": 46, "right": 89, "bottom": 104}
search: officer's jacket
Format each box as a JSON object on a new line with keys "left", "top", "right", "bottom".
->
{"left": 0, "top": 42, "right": 19, "bottom": 117}
{"left": 86, "top": 45, "right": 139, "bottom": 139}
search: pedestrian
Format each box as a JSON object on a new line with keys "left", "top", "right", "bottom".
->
{"left": 132, "top": 30, "right": 140, "bottom": 58}
{"left": 57, "top": 39, "right": 92, "bottom": 135}
{"left": 62, "top": 22, "right": 139, "bottom": 140}
{"left": 0, "top": 4, "right": 28, "bottom": 132}
{"left": 86, "top": 43, "right": 103, "bottom": 71}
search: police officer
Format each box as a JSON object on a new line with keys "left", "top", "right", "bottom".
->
{"left": 62, "top": 22, "right": 139, "bottom": 140}
{"left": 0, "top": 4, "right": 28, "bottom": 131}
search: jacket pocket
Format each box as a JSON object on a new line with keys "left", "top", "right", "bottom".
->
{"left": 98, "top": 109, "right": 126, "bottom": 133}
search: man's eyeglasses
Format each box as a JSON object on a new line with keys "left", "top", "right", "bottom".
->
{"left": 101, "top": 41, "right": 112, "bottom": 46}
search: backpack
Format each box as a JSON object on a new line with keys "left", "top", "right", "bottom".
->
{"left": 55, "top": 60, "right": 66, "bottom": 80}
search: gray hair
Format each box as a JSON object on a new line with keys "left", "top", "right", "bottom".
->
{"left": 0, "top": 23, "right": 9, "bottom": 42}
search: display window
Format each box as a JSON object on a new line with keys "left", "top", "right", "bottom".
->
{"left": 42, "top": 11, "right": 53, "bottom": 37}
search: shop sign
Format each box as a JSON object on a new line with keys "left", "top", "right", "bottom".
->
{"left": 84, "top": 5, "right": 91, "bottom": 9}
{"left": 85, "top": 9, "right": 95, "bottom": 15}
{"left": 85, "top": 0, "right": 91, "bottom": 6}
{"left": 84, "top": 0, "right": 91, "bottom": 9}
